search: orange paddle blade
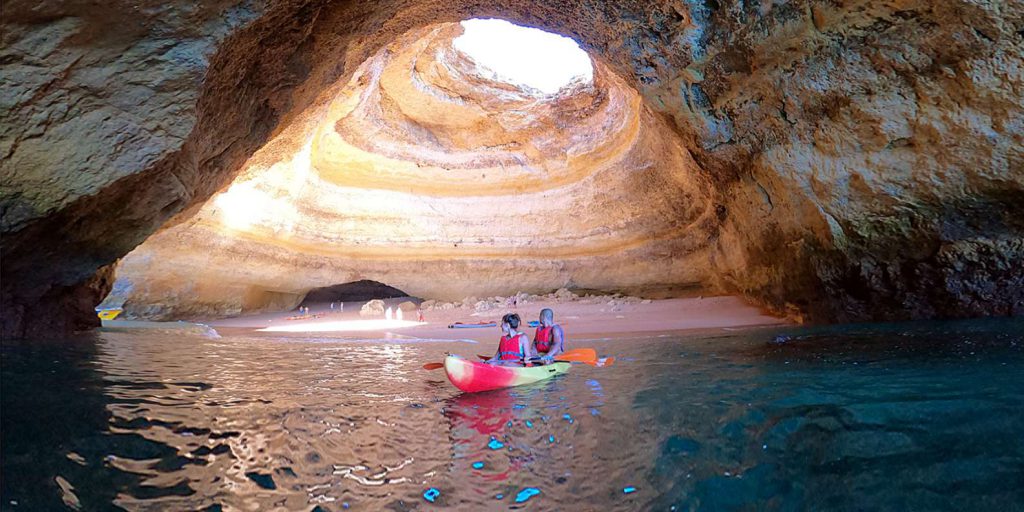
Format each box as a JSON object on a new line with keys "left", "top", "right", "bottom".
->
{"left": 579, "top": 357, "right": 613, "bottom": 367}
{"left": 553, "top": 348, "right": 598, "bottom": 363}
{"left": 422, "top": 362, "right": 445, "bottom": 370}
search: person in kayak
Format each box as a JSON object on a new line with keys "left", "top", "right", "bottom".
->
{"left": 486, "top": 313, "right": 535, "bottom": 366}
{"left": 533, "top": 308, "right": 565, "bottom": 363}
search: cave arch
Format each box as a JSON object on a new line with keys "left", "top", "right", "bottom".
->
{"left": 3, "top": 0, "right": 1021, "bottom": 336}
{"left": 300, "top": 280, "right": 413, "bottom": 306}
{"left": 4, "top": 1, "right": 703, "bottom": 335}
{"left": 99, "top": 15, "right": 716, "bottom": 316}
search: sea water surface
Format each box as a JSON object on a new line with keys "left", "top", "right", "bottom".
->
{"left": 2, "top": 318, "right": 1023, "bottom": 511}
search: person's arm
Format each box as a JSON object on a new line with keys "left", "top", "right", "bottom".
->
{"left": 520, "top": 334, "right": 536, "bottom": 363}
{"left": 485, "top": 344, "right": 500, "bottom": 364}
{"left": 547, "top": 326, "right": 565, "bottom": 358}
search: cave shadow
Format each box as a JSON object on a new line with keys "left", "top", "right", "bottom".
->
{"left": 299, "top": 279, "right": 417, "bottom": 308}
{"left": 0, "top": 336, "right": 200, "bottom": 509}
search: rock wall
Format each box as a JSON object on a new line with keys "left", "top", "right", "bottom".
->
{"left": 106, "top": 22, "right": 716, "bottom": 319}
{"left": 2, "top": 0, "right": 1021, "bottom": 335}
{"left": 685, "top": 1, "right": 1024, "bottom": 321}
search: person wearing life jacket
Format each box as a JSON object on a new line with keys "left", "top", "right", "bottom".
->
{"left": 533, "top": 308, "right": 565, "bottom": 363}
{"left": 486, "top": 313, "right": 534, "bottom": 366}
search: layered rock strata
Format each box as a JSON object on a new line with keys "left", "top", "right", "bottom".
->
{"left": 105, "top": 23, "right": 715, "bottom": 319}
{"left": 2, "top": 0, "right": 1021, "bottom": 335}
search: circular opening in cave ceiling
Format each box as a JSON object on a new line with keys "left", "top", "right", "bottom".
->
{"left": 452, "top": 18, "right": 593, "bottom": 95}
{"left": 103, "top": 15, "right": 713, "bottom": 316}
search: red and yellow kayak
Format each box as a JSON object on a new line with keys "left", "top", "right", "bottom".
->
{"left": 443, "top": 355, "right": 571, "bottom": 393}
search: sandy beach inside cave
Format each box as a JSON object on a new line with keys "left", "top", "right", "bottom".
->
{"left": 202, "top": 295, "right": 788, "bottom": 341}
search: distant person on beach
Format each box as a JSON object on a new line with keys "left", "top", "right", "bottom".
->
{"left": 533, "top": 308, "right": 565, "bottom": 362}
{"left": 486, "top": 313, "right": 535, "bottom": 366}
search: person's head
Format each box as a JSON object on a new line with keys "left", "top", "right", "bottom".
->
{"left": 502, "top": 313, "right": 521, "bottom": 333}
{"left": 539, "top": 308, "right": 554, "bottom": 325}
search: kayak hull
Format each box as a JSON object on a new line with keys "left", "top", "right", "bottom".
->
{"left": 448, "top": 322, "right": 496, "bottom": 329}
{"left": 444, "top": 356, "right": 570, "bottom": 393}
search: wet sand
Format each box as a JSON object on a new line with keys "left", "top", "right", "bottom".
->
{"left": 204, "top": 295, "right": 788, "bottom": 341}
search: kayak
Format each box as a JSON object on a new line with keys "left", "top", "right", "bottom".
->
{"left": 443, "top": 355, "right": 570, "bottom": 393}
{"left": 448, "top": 320, "right": 540, "bottom": 329}
{"left": 448, "top": 322, "right": 496, "bottom": 329}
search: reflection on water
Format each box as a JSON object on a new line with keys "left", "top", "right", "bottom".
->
{"left": 2, "top": 318, "right": 1023, "bottom": 510}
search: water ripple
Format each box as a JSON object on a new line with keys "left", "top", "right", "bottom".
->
{"left": 1, "top": 319, "right": 1022, "bottom": 510}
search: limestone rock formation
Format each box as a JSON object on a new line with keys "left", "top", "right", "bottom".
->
{"left": 104, "top": 22, "right": 715, "bottom": 319}
{"left": 299, "top": 280, "right": 409, "bottom": 307}
{"left": 2, "top": 0, "right": 1021, "bottom": 336}
{"left": 359, "top": 300, "right": 386, "bottom": 317}
{"left": 690, "top": 1, "right": 1024, "bottom": 321}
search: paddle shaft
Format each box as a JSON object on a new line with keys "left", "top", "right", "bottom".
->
{"left": 422, "top": 348, "right": 600, "bottom": 370}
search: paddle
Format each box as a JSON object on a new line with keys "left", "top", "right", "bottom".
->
{"left": 423, "top": 348, "right": 602, "bottom": 370}
{"left": 476, "top": 352, "right": 615, "bottom": 367}
{"left": 472, "top": 356, "right": 616, "bottom": 367}
{"left": 477, "top": 349, "right": 598, "bottom": 363}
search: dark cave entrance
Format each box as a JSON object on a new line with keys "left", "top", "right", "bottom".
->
{"left": 298, "top": 280, "right": 415, "bottom": 307}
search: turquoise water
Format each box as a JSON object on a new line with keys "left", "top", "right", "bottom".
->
{"left": 2, "top": 318, "right": 1023, "bottom": 511}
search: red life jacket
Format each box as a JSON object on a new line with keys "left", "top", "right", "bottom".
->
{"left": 498, "top": 334, "right": 524, "bottom": 360}
{"left": 534, "top": 326, "right": 555, "bottom": 353}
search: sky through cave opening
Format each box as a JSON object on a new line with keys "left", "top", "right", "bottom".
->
{"left": 453, "top": 18, "right": 593, "bottom": 95}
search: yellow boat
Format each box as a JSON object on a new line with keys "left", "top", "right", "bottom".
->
{"left": 97, "top": 309, "right": 122, "bottom": 321}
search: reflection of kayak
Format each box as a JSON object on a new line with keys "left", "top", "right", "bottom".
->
{"left": 444, "top": 355, "right": 570, "bottom": 393}
{"left": 448, "top": 322, "right": 496, "bottom": 329}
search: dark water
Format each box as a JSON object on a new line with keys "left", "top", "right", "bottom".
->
{"left": 2, "top": 318, "right": 1023, "bottom": 511}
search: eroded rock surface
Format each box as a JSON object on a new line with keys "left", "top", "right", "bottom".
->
{"left": 691, "top": 1, "right": 1024, "bottom": 321}
{"left": 2, "top": 0, "right": 1022, "bottom": 334}
{"left": 107, "top": 22, "right": 715, "bottom": 319}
